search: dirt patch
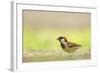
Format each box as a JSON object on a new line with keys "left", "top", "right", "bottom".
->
{"left": 23, "top": 49, "right": 91, "bottom": 62}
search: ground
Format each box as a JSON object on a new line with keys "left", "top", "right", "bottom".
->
{"left": 23, "top": 49, "right": 91, "bottom": 62}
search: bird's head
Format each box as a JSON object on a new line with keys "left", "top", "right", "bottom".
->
{"left": 57, "top": 36, "right": 68, "bottom": 42}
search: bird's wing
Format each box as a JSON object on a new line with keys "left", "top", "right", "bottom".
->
{"left": 67, "top": 42, "right": 81, "bottom": 47}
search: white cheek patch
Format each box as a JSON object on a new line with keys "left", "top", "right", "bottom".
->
{"left": 60, "top": 39, "right": 65, "bottom": 42}
{"left": 61, "top": 39, "right": 68, "bottom": 46}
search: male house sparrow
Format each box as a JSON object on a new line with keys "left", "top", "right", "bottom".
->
{"left": 57, "top": 36, "right": 81, "bottom": 53}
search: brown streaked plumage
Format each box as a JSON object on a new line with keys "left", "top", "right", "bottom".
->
{"left": 57, "top": 36, "right": 81, "bottom": 53}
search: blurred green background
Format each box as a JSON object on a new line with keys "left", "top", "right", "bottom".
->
{"left": 23, "top": 10, "right": 91, "bottom": 62}
{"left": 23, "top": 28, "right": 90, "bottom": 51}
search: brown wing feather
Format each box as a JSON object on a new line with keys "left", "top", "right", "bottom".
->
{"left": 67, "top": 42, "right": 81, "bottom": 47}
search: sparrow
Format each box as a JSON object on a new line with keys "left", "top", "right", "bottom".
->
{"left": 57, "top": 36, "right": 81, "bottom": 53}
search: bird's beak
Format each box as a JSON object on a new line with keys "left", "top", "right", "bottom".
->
{"left": 57, "top": 38, "right": 59, "bottom": 40}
